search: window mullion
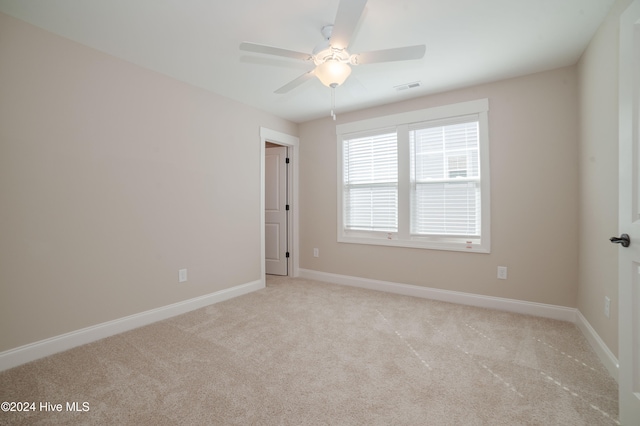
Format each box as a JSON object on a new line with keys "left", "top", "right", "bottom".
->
{"left": 397, "top": 124, "right": 410, "bottom": 240}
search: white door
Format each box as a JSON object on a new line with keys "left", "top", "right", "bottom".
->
{"left": 265, "top": 146, "right": 288, "bottom": 275}
{"left": 618, "top": 1, "right": 640, "bottom": 423}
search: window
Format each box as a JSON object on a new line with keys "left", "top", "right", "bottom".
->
{"left": 410, "top": 118, "right": 480, "bottom": 237}
{"left": 337, "top": 99, "right": 490, "bottom": 253}
{"left": 343, "top": 130, "right": 397, "bottom": 232}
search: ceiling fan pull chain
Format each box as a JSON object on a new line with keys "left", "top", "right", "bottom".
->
{"left": 331, "top": 86, "right": 337, "bottom": 120}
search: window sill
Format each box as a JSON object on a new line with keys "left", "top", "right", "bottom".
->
{"left": 338, "top": 234, "right": 490, "bottom": 254}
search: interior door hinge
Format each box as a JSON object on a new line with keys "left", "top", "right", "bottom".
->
{"left": 286, "top": 157, "right": 290, "bottom": 164}
{"left": 286, "top": 252, "right": 290, "bottom": 258}
{"left": 286, "top": 204, "right": 290, "bottom": 211}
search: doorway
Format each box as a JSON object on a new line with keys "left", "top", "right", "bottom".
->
{"left": 265, "top": 143, "right": 288, "bottom": 275}
{"left": 260, "top": 128, "right": 299, "bottom": 283}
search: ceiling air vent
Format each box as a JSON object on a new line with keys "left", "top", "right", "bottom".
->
{"left": 394, "top": 81, "right": 422, "bottom": 92}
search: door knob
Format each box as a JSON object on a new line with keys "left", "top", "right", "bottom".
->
{"left": 610, "top": 233, "right": 631, "bottom": 247}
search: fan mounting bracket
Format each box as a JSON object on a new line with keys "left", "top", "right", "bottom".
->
{"left": 320, "top": 25, "right": 333, "bottom": 40}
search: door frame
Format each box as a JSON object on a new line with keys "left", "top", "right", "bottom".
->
{"left": 260, "top": 127, "right": 299, "bottom": 285}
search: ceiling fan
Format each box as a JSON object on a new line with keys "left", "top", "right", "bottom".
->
{"left": 239, "top": 0, "right": 426, "bottom": 97}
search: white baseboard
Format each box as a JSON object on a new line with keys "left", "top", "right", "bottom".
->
{"left": 575, "top": 311, "right": 619, "bottom": 383}
{"left": 0, "top": 279, "right": 264, "bottom": 372}
{"left": 3, "top": 272, "right": 620, "bottom": 384}
{"left": 299, "top": 269, "right": 577, "bottom": 322}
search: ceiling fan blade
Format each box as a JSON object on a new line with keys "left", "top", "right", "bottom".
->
{"left": 240, "top": 42, "right": 311, "bottom": 61}
{"left": 274, "top": 70, "right": 316, "bottom": 94}
{"left": 354, "top": 45, "right": 426, "bottom": 64}
{"left": 330, "top": 0, "right": 367, "bottom": 50}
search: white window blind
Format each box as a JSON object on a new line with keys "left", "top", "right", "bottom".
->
{"left": 410, "top": 118, "right": 480, "bottom": 237}
{"left": 343, "top": 131, "right": 397, "bottom": 232}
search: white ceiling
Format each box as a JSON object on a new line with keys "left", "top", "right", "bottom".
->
{"left": 0, "top": 0, "right": 614, "bottom": 123}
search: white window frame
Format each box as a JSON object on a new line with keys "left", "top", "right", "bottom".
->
{"left": 337, "top": 99, "right": 490, "bottom": 253}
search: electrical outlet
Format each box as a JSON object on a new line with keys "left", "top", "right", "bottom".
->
{"left": 313, "top": 248, "right": 319, "bottom": 258}
{"left": 604, "top": 296, "right": 610, "bottom": 318}
{"left": 179, "top": 269, "right": 188, "bottom": 283}
{"left": 497, "top": 266, "right": 508, "bottom": 280}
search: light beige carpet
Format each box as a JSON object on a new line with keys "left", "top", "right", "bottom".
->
{"left": 0, "top": 275, "right": 618, "bottom": 425}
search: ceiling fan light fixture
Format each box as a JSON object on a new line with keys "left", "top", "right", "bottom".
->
{"left": 315, "top": 59, "right": 352, "bottom": 88}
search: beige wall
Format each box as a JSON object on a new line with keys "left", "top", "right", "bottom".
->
{"left": 0, "top": 13, "right": 297, "bottom": 353}
{"left": 299, "top": 66, "right": 580, "bottom": 307}
{"left": 576, "top": 0, "right": 632, "bottom": 359}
